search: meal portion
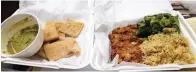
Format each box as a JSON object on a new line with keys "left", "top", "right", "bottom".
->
{"left": 5, "top": 24, "right": 38, "bottom": 55}
{"left": 140, "top": 33, "right": 195, "bottom": 66}
{"left": 109, "top": 25, "right": 143, "bottom": 64}
{"left": 137, "top": 13, "right": 180, "bottom": 38}
{"left": 37, "top": 18, "right": 83, "bottom": 61}
{"left": 109, "top": 13, "right": 196, "bottom": 66}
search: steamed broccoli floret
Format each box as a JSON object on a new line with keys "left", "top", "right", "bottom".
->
{"left": 144, "top": 16, "right": 153, "bottom": 25}
{"left": 137, "top": 13, "right": 180, "bottom": 38}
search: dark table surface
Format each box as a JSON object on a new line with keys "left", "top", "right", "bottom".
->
{"left": 1, "top": 1, "right": 19, "bottom": 22}
{"left": 1, "top": 1, "right": 33, "bottom": 71}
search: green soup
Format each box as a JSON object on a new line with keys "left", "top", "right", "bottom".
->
{"left": 6, "top": 24, "right": 38, "bottom": 55}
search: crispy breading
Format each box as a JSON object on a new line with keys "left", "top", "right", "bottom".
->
{"left": 109, "top": 24, "right": 143, "bottom": 64}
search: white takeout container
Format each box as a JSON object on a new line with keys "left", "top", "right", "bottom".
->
{"left": 1, "top": 0, "right": 94, "bottom": 69}
{"left": 2, "top": 0, "right": 196, "bottom": 71}
{"left": 91, "top": 11, "right": 196, "bottom": 71}
{"left": 1, "top": 13, "right": 44, "bottom": 58}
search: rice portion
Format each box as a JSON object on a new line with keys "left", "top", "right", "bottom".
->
{"left": 140, "top": 33, "right": 195, "bottom": 66}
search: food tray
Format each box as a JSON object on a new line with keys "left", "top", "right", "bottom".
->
{"left": 2, "top": 0, "right": 196, "bottom": 70}
{"left": 91, "top": 11, "right": 196, "bottom": 70}
{"left": 1, "top": 1, "right": 94, "bottom": 69}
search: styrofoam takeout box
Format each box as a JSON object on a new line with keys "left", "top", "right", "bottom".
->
{"left": 91, "top": 11, "right": 196, "bottom": 70}
{"left": 1, "top": 1, "right": 95, "bottom": 69}
{"left": 1, "top": 0, "right": 196, "bottom": 70}
{"left": 91, "top": 0, "right": 196, "bottom": 70}
{"left": 1, "top": 13, "right": 44, "bottom": 58}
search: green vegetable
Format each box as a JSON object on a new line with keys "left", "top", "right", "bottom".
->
{"left": 163, "top": 28, "right": 178, "bottom": 34}
{"left": 6, "top": 24, "right": 38, "bottom": 55}
{"left": 9, "top": 17, "right": 30, "bottom": 31}
{"left": 137, "top": 13, "right": 180, "bottom": 37}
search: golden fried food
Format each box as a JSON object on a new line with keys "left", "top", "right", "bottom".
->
{"left": 109, "top": 24, "right": 143, "bottom": 64}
